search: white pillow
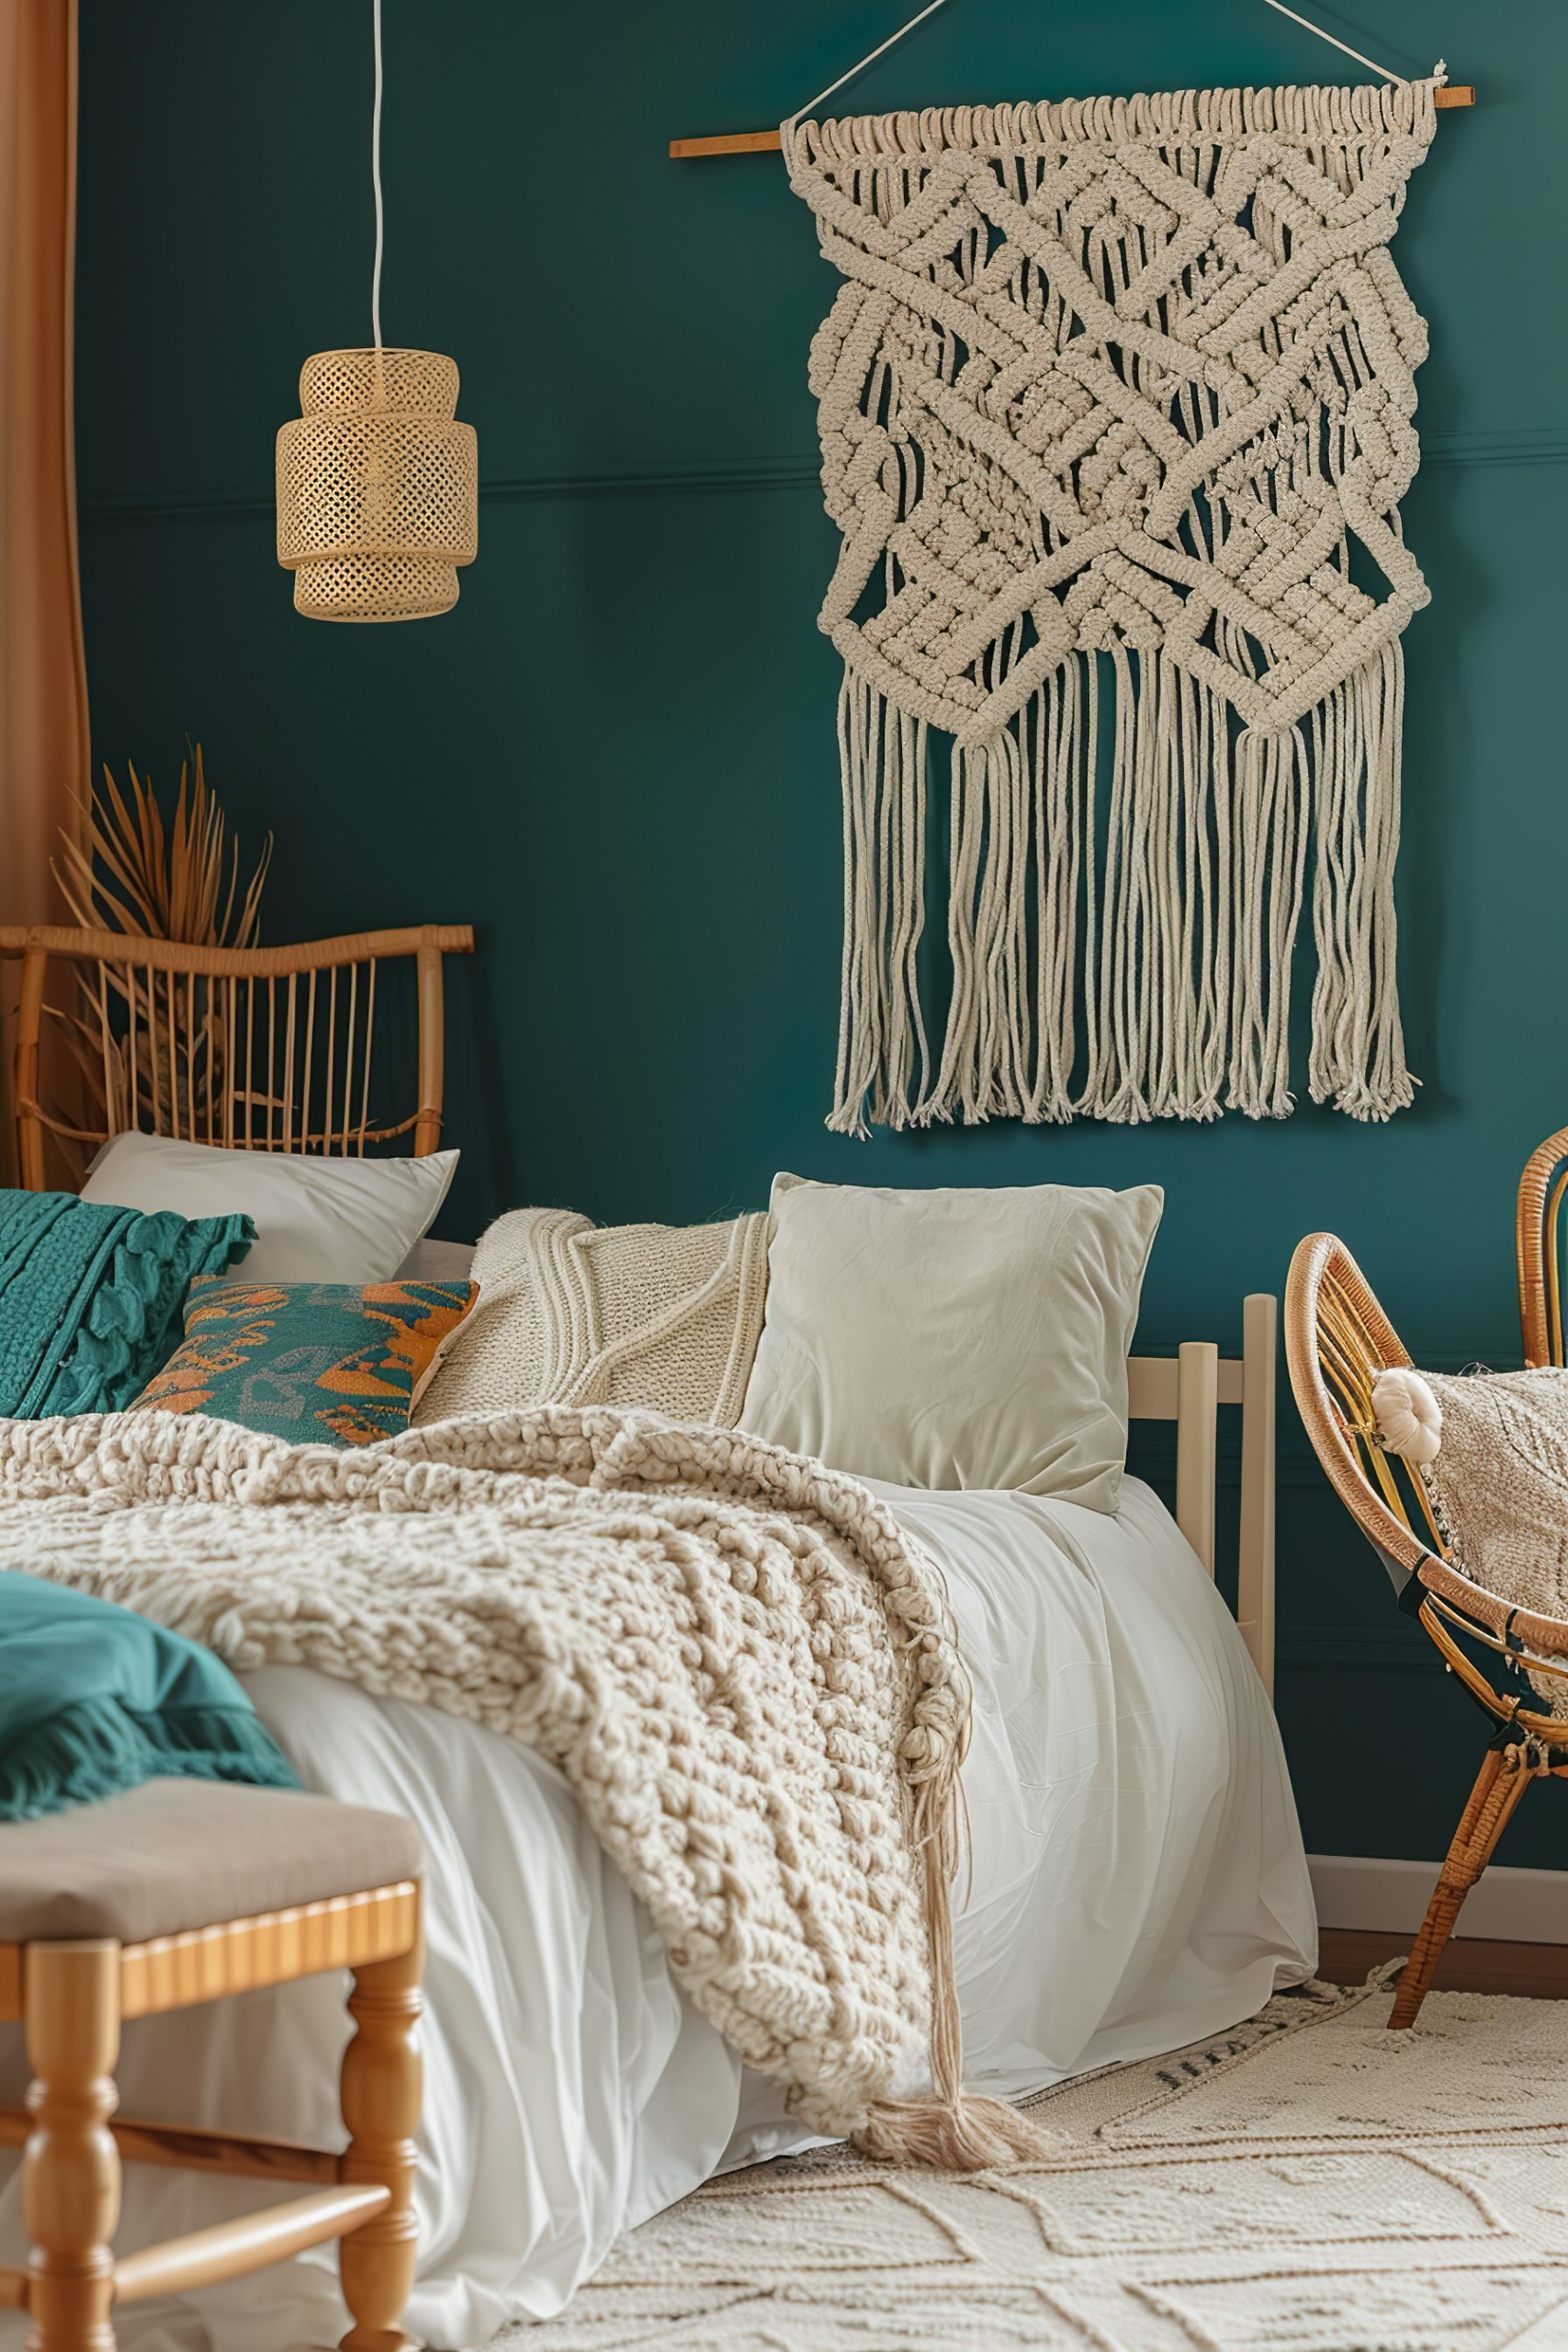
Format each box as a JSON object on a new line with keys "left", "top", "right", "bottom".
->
{"left": 397, "top": 1236, "right": 477, "bottom": 1283}
{"left": 739, "top": 1173, "right": 1162, "bottom": 1510}
{"left": 81, "top": 1132, "right": 458, "bottom": 1285}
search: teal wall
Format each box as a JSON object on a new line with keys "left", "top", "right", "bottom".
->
{"left": 74, "top": 3, "right": 1568, "bottom": 1866}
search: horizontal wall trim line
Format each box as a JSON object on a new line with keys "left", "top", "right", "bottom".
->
{"left": 79, "top": 456, "right": 822, "bottom": 524}
{"left": 1425, "top": 424, "right": 1568, "bottom": 470}
{"left": 1310, "top": 1853, "right": 1568, "bottom": 1938}
{"left": 1277, "top": 1627, "right": 1439, "bottom": 1673}
{"left": 77, "top": 424, "right": 1568, "bottom": 525}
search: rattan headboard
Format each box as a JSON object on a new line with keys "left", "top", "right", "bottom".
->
{"left": 0, "top": 922, "right": 474, "bottom": 1189}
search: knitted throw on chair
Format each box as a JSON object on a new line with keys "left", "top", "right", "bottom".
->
{"left": 785, "top": 78, "right": 1438, "bottom": 1131}
{"left": 0, "top": 1407, "right": 1046, "bottom": 2171}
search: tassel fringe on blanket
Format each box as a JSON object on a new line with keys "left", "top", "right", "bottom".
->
{"left": 787, "top": 79, "right": 1437, "bottom": 1131}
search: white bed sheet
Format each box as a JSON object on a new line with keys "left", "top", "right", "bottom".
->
{"left": 0, "top": 1476, "right": 1314, "bottom": 2351}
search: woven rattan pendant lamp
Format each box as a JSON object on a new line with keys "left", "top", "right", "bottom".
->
{"left": 276, "top": 0, "right": 477, "bottom": 621}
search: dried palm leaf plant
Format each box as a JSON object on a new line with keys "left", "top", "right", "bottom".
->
{"left": 50, "top": 748, "right": 272, "bottom": 1144}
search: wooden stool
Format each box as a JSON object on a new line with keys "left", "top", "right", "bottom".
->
{"left": 0, "top": 1779, "right": 423, "bottom": 2351}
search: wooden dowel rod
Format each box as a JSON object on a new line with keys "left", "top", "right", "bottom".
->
{"left": 671, "top": 129, "right": 783, "bottom": 157}
{"left": 0, "top": 2106, "right": 339, "bottom": 2186}
{"left": 671, "top": 85, "right": 1472, "bottom": 155}
{"left": 113, "top": 2185, "right": 388, "bottom": 2304}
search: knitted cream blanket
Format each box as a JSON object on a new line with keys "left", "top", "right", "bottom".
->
{"left": 0, "top": 1407, "right": 1042, "bottom": 2169}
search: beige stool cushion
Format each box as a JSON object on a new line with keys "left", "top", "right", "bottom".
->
{"left": 0, "top": 1781, "right": 422, "bottom": 1944}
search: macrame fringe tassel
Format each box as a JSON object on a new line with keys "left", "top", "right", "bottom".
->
{"left": 1307, "top": 640, "right": 1415, "bottom": 1119}
{"left": 852, "top": 1777, "right": 1058, "bottom": 2169}
{"left": 829, "top": 669, "right": 931, "bottom": 1135}
{"left": 829, "top": 642, "right": 1415, "bottom": 1131}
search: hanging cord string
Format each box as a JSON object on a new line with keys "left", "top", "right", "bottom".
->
{"left": 370, "top": 0, "right": 385, "bottom": 349}
{"left": 781, "top": 0, "right": 952, "bottom": 158}
{"left": 1259, "top": 0, "right": 1441, "bottom": 88}
{"left": 780, "top": 0, "right": 1443, "bottom": 160}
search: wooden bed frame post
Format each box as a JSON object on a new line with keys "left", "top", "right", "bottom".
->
{"left": 338, "top": 1896, "right": 424, "bottom": 2352}
{"left": 1128, "top": 1292, "right": 1278, "bottom": 1699}
{"left": 22, "top": 1939, "right": 121, "bottom": 2352}
{"left": 1237, "top": 1293, "right": 1278, "bottom": 1701}
{"left": 1175, "top": 1341, "right": 1219, "bottom": 1577}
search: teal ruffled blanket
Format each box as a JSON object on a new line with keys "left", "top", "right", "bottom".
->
{"left": 0, "top": 1188, "right": 254, "bottom": 1415}
{"left": 0, "top": 1570, "right": 300, "bottom": 1821}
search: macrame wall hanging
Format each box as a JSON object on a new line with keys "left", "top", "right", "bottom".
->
{"left": 782, "top": 72, "right": 1438, "bottom": 1133}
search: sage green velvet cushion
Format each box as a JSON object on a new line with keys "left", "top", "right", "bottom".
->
{"left": 0, "top": 1188, "right": 255, "bottom": 1417}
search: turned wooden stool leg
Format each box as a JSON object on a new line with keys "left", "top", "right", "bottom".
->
{"left": 338, "top": 1896, "right": 423, "bottom": 2352}
{"left": 1390, "top": 1744, "right": 1536, "bottom": 2030}
{"left": 23, "top": 1940, "right": 121, "bottom": 2352}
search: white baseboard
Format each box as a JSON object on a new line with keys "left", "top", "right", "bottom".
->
{"left": 1310, "top": 1853, "right": 1568, "bottom": 1945}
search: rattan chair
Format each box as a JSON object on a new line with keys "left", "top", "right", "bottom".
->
{"left": 1285, "top": 1233, "right": 1568, "bottom": 2029}
{"left": 0, "top": 922, "right": 474, "bottom": 1190}
{"left": 1517, "top": 1124, "right": 1568, "bottom": 1368}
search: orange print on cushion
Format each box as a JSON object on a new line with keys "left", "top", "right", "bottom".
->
{"left": 319, "top": 1398, "right": 400, "bottom": 1445}
{"left": 130, "top": 1374, "right": 219, "bottom": 1416}
{"left": 316, "top": 1293, "right": 449, "bottom": 1405}
{"left": 131, "top": 1312, "right": 282, "bottom": 1415}
{"left": 311, "top": 1288, "right": 472, "bottom": 1435}
{"left": 186, "top": 1282, "right": 289, "bottom": 1324}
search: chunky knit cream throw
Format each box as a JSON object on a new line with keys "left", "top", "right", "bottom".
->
{"left": 0, "top": 1407, "right": 1043, "bottom": 2168}
{"left": 415, "top": 1208, "right": 771, "bottom": 1428}
{"left": 787, "top": 79, "right": 1438, "bottom": 1132}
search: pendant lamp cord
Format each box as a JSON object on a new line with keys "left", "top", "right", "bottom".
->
{"left": 370, "top": 0, "right": 385, "bottom": 349}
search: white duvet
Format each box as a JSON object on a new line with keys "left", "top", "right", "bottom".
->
{"left": 0, "top": 1476, "right": 1314, "bottom": 2351}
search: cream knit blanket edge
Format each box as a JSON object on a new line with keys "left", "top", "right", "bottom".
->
{"left": 0, "top": 1405, "right": 1045, "bottom": 2170}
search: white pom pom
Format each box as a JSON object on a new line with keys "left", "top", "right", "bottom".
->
{"left": 1371, "top": 1368, "right": 1443, "bottom": 1464}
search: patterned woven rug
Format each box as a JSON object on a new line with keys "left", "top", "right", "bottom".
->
{"left": 497, "top": 1966, "right": 1568, "bottom": 2350}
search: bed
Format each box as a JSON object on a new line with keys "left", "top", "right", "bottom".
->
{"left": 0, "top": 925, "right": 1314, "bottom": 2352}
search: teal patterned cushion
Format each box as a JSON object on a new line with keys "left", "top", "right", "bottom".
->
{"left": 130, "top": 1276, "right": 478, "bottom": 1445}
{"left": 0, "top": 1190, "right": 255, "bottom": 1417}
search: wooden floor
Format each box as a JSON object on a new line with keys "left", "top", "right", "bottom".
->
{"left": 1318, "top": 1927, "right": 1568, "bottom": 2001}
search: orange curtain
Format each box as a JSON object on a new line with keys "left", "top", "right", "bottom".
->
{"left": 0, "top": 0, "right": 90, "bottom": 1181}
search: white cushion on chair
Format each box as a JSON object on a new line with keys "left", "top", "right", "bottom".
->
{"left": 1397, "top": 1365, "right": 1568, "bottom": 1716}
